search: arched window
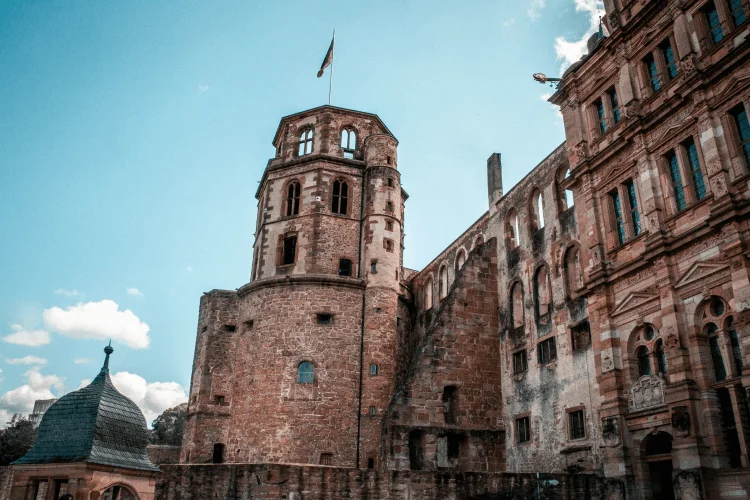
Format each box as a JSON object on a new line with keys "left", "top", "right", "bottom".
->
{"left": 331, "top": 180, "right": 348, "bottom": 215}
{"left": 510, "top": 282, "right": 524, "bottom": 328}
{"left": 473, "top": 235, "right": 484, "bottom": 248}
{"left": 534, "top": 265, "right": 552, "bottom": 318}
{"left": 438, "top": 265, "right": 448, "bottom": 299}
{"left": 341, "top": 128, "right": 356, "bottom": 159}
{"left": 563, "top": 246, "right": 583, "bottom": 297}
{"left": 455, "top": 250, "right": 466, "bottom": 274}
{"left": 297, "top": 361, "right": 314, "bottom": 384}
{"left": 101, "top": 484, "right": 138, "bottom": 500}
{"left": 636, "top": 346, "right": 651, "bottom": 377}
{"left": 559, "top": 168, "right": 574, "bottom": 210}
{"left": 655, "top": 339, "right": 668, "bottom": 375}
{"left": 425, "top": 277, "right": 433, "bottom": 310}
{"left": 530, "top": 189, "right": 544, "bottom": 230}
{"left": 298, "top": 129, "right": 313, "bottom": 156}
{"left": 706, "top": 323, "right": 726, "bottom": 381}
{"left": 506, "top": 210, "right": 519, "bottom": 248}
{"left": 286, "top": 181, "right": 301, "bottom": 216}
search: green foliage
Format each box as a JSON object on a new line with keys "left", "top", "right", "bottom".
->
{"left": 0, "top": 414, "right": 37, "bottom": 466}
{"left": 150, "top": 402, "right": 187, "bottom": 446}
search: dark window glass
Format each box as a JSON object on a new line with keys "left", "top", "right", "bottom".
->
{"left": 645, "top": 325, "right": 656, "bottom": 341}
{"left": 213, "top": 443, "right": 225, "bottom": 464}
{"left": 447, "top": 434, "right": 460, "bottom": 459}
{"left": 637, "top": 346, "right": 651, "bottom": 376}
{"left": 442, "top": 386, "right": 458, "bottom": 425}
{"left": 569, "top": 410, "right": 585, "bottom": 440}
{"left": 331, "top": 180, "right": 348, "bottom": 215}
{"left": 707, "top": 323, "right": 727, "bottom": 381}
{"left": 538, "top": 337, "right": 557, "bottom": 365}
{"left": 513, "top": 350, "right": 528, "bottom": 374}
{"left": 626, "top": 181, "right": 641, "bottom": 236}
{"left": 286, "top": 181, "right": 301, "bottom": 216}
{"left": 705, "top": 2, "right": 725, "bottom": 43}
{"left": 596, "top": 99, "right": 607, "bottom": 134}
{"left": 320, "top": 453, "right": 333, "bottom": 465}
{"left": 612, "top": 191, "right": 627, "bottom": 244}
{"left": 685, "top": 140, "right": 707, "bottom": 201}
{"left": 338, "top": 258, "right": 352, "bottom": 277}
{"left": 370, "top": 364, "right": 378, "bottom": 376}
{"left": 297, "top": 361, "right": 314, "bottom": 384}
{"left": 667, "top": 150, "right": 687, "bottom": 211}
{"left": 729, "top": 0, "right": 747, "bottom": 26}
{"left": 386, "top": 201, "right": 393, "bottom": 211}
{"left": 282, "top": 235, "right": 296, "bottom": 265}
{"left": 729, "top": 320, "right": 743, "bottom": 375}
{"left": 644, "top": 53, "right": 661, "bottom": 92}
{"left": 656, "top": 340, "right": 668, "bottom": 375}
{"left": 608, "top": 88, "right": 621, "bottom": 124}
{"left": 711, "top": 297, "right": 725, "bottom": 317}
{"left": 317, "top": 313, "right": 332, "bottom": 325}
{"left": 731, "top": 105, "right": 750, "bottom": 166}
{"left": 517, "top": 416, "right": 530, "bottom": 443}
{"left": 661, "top": 41, "right": 678, "bottom": 80}
{"left": 367, "top": 457, "right": 375, "bottom": 469}
{"left": 370, "top": 260, "right": 377, "bottom": 273}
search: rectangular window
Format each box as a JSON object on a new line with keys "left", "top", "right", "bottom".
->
{"left": 282, "top": 235, "right": 297, "bottom": 265}
{"left": 666, "top": 150, "right": 687, "bottom": 211}
{"left": 625, "top": 180, "right": 641, "bottom": 236}
{"left": 684, "top": 140, "right": 707, "bottom": 201}
{"left": 571, "top": 321, "right": 591, "bottom": 351}
{"left": 223, "top": 324, "right": 236, "bottom": 332}
{"left": 214, "top": 395, "right": 225, "bottom": 405}
{"left": 661, "top": 40, "right": 678, "bottom": 80}
{"left": 447, "top": 434, "right": 460, "bottom": 459}
{"left": 516, "top": 416, "right": 531, "bottom": 443}
{"left": 595, "top": 99, "right": 607, "bottom": 134}
{"left": 384, "top": 238, "right": 394, "bottom": 252}
{"left": 731, "top": 104, "right": 750, "bottom": 166}
{"left": 386, "top": 201, "right": 394, "bottom": 212}
{"left": 513, "top": 350, "right": 528, "bottom": 374}
{"left": 608, "top": 88, "right": 621, "bottom": 124}
{"left": 338, "top": 258, "right": 352, "bottom": 277}
{"left": 367, "top": 457, "right": 375, "bottom": 469}
{"left": 386, "top": 220, "right": 394, "bottom": 231}
{"left": 611, "top": 191, "right": 627, "bottom": 245}
{"left": 387, "top": 177, "right": 394, "bottom": 187}
{"left": 320, "top": 453, "right": 333, "bottom": 465}
{"left": 644, "top": 53, "right": 661, "bottom": 93}
{"left": 370, "top": 364, "right": 378, "bottom": 376}
{"left": 569, "top": 410, "right": 586, "bottom": 440}
{"left": 370, "top": 260, "right": 377, "bottom": 273}
{"left": 704, "top": 2, "right": 725, "bottom": 44}
{"left": 729, "top": 0, "right": 747, "bottom": 26}
{"left": 537, "top": 337, "right": 557, "bottom": 365}
{"left": 317, "top": 313, "right": 333, "bottom": 325}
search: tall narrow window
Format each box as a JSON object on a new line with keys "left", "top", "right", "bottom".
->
{"left": 704, "top": 2, "right": 724, "bottom": 44}
{"left": 655, "top": 339, "right": 668, "bottom": 375}
{"left": 666, "top": 150, "right": 687, "bottom": 211}
{"left": 595, "top": 99, "right": 607, "bottom": 134}
{"left": 728, "top": 318, "right": 744, "bottom": 375}
{"left": 534, "top": 265, "right": 551, "bottom": 319}
{"left": 661, "top": 40, "right": 678, "bottom": 80}
{"left": 282, "top": 235, "right": 297, "bottom": 265}
{"left": 538, "top": 337, "right": 557, "bottom": 364}
{"left": 516, "top": 416, "right": 530, "bottom": 443}
{"left": 442, "top": 386, "right": 458, "bottom": 425}
{"left": 341, "top": 128, "right": 356, "bottom": 159}
{"left": 286, "top": 181, "right": 301, "bottom": 216}
{"left": 644, "top": 53, "right": 661, "bottom": 93}
{"left": 513, "top": 350, "right": 528, "bottom": 374}
{"left": 608, "top": 88, "right": 621, "bottom": 124}
{"left": 569, "top": 410, "right": 585, "bottom": 440}
{"left": 439, "top": 265, "right": 448, "bottom": 299}
{"left": 563, "top": 168, "right": 575, "bottom": 209}
{"left": 707, "top": 323, "right": 727, "bottom": 381}
{"left": 564, "top": 246, "right": 583, "bottom": 296}
{"left": 455, "top": 250, "right": 466, "bottom": 274}
{"left": 729, "top": 0, "right": 747, "bottom": 26}
{"left": 511, "top": 282, "right": 524, "bottom": 328}
{"left": 685, "top": 140, "right": 707, "bottom": 201}
{"left": 298, "top": 129, "right": 313, "bottom": 156}
{"left": 731, "top": 105, "right": 750, "bottom": 166}
{"left": 213, "top": 443, "right": 225, "bottom": 464}
{"left": 425, "top": 278, "right": 433, "bottom": 310}
{"left": 611, "top": 190, "right": 626, "bottom": 245}
{"left": 338, "top": 258, "right": 352, "bottom": 277}
{"left": 506, "top": 209, "right": 519, "bottom": 247}
{"left": 331, "top": 180, "right": 348, "bottom": 215}
{"left": 637, "top": 346, "right": 651, "bottom": 376}
{"left": 297, "top": 361, "right": 314, "bottom": 384}
{"left": 531, "top": 190, "right": 545, "bottom": 230}
{"left": 625, "top": 181, "right": 641, "bottom": 236}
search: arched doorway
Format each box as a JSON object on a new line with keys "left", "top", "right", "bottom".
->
{"left": 100, "top": 483, "right": 138, "bottom": 500}
{"left": 644, "top": 432, "right": 674, "bottom": 499}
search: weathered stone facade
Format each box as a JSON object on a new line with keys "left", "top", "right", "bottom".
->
{"left": 177, "top": 1, "right": 750, "bottom": 497}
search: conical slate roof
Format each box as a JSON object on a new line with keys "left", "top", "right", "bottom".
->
{"left": 13, "top": 345, "right": 160, "bottom": 471}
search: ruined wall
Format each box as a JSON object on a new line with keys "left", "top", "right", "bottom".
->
{"left": 147, "top": 445, "right": 182, "bottom": 465}
{"left": 155, "top": 463, "right": 606, "bottom": 500}
{"left": 387, "top": 238, "right": 504, "bottom": 472}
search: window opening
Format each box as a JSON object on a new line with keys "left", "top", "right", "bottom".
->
{"left": 732, "top": 105, "right": 750, "bottom": 166}
{"left": 707, "top": 323, "right": 727, "bottom": 381}
{"left": 282, "top": 235, "right": 297, "bottom": 265}
{"left": 439, "top": 265, "right": 448, "bottom": 299}
{"left": 637, "top": 346, "right": 651, "bottom": 376}
{"left": 536, "top": 191, "right": 545, "bottom": 228}
{"left": 286, "top": 181, "right": 301, "bottom": 216}
{"left": 569, "top": 410, "right": 585, "bottom": 440}
{"left": 341, "top": 128, "right": 356, "bottom": 159}
{"left": 717, "top": 388, "right": 742, "bottom": 467}
{"left": 661, "top": 40, "right": 678, "bottom": 80}
{"left": 571, "top": 321, "right": 591, "bottom": 351}
{"left": 320, "top": 453, "right": 333, "bottom": 465}
{"left": 338, "top": 258, "right": 352, "bottom": 277}
{"left": 644, "top": 53, "right": 661, "bottom": 93}
{"left": 517, "top": 416, "right": 531, "bottom": 443}
{"left": 408, "top": 430, "right": 425, "bottom": 470}
{"left": 513, "top": 350, "right": 528, "bottom": 374}
{"left": 608, "top": 88, "right": 621, "bottom": 124}
{"left": 317, "top": 313, "right": 333, "bottom": 325}
{"left": 711, "top": 297, "right": 725, "bottom": 317}
{"left": 625, "top": 180, "right": 641, "bottom": 236}
{"left": 728, "top": 317, "right": 744, "bottom": 375}
{"left": 511, "top": 282, "right": 524, "bottom": 328}
{"left": 655, "top": 339, "right": 668, "bottom": 375}
{"left": 704, "top": 2, "right": 724, "bottom": 44}
{"left": 370, "top": 364, "right": 378, "bottom": 376}
{"left": 595, "top": 99, "right": 607, "bottom": 134}
{"left": 384, "top": 238, "right": 394, "bottom": 252}
{"left": 298, "top": 129, "right": 313, "bottom": 156}
{"left": 447, "top": 434, "right": 461, "bottom": 460}
{"left": 386, "top": 220, "right": 394, "bottom": 231}
{"left": 685, "top": 140, "right": 706, "bottom": 201}
{"left": 370, "top": 260, "right": 377, "bottom": 274}
{"left": 386, "top": 201, "right": 393, "bottom": 212}
{"left": 367, "top": 458, "right": 375, "bottom": 469}
{"left": 729, "top": 0, "right": 747, "bottom": 26}
{"left": 331, "top": 180, "right": 348, "bottom": 215}
{"left": 645, "top": 325, "right": 656, "bottom": 341}
{"left": 666, "top": 150, "right": 687, "bottom": 211}
{"left": 425, "top": 279, "right": 433, "bottom": 310}
{"left": 223, "top": 324, "right": 236, "bottom": 332}
{"left": 369, "top": 406, "right": 376, "bottom": 416}
{"left": 538, "top": 337, "right": 557, "bottom": 364}
{"left": 297, "top": 361, "right": 314, "bottom": 384}
{"left": 213, "top": 443, "right": 225, "bottom": 464}
{"left": 214, "top": 395, "right": 225, "bottom": 405}
{"left": 387, "top": 177, "right": 394, "bottom": 187}
{"left": 611, "top": 190, "right": 626, "bottom": 245}
{"left": 442, "top": 386, "right": 458, "bottom": 425}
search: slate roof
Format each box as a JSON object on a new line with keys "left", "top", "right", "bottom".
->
{"left": 13, "top": 345, "right": 160, "bottom": 471}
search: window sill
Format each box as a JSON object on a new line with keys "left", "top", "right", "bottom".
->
{"left": 663, "top": 194, "right": 713, "bottom": 224}
{"left": 608, "top": 230, "right": 648, "bottom": 256}
{"left": 560, "top": 443, "right": 591, "bottom": 454}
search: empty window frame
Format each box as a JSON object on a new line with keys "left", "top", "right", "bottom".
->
{"left": 636, "top": 346, "right": 651, "bottom": 377}
{"left": 516, "top": 416, "right": 531, "bottom": 443}
{"left": 706, "top": 323, "right": 727, "bottom": 381}
{"left": 338, "top": 258, "right": 353, "bottom": 277}
{"left": 297, "top": 361, "right": 314, "bottom": 384}
{"left": 455, "top": 249, "right": 466, "bottom": 274}
{"left": 506, "top": 209, "right": 520, "bottom": 247}
{"left": 317, "top": 313, "right": 333, "bottom": 325}
{"left": 213, "top": 443, "right": 225, "bottom": 464}
{"left": 611, "top": 190, "right": 627, "bottom": 245}
{"left": 286, "top": 181, "right": 301, "bottom": 216}
{"left": 281, "top": 234, "right": 297, "bottom": 265}
{"left": 510, "top": 282, "right": 524, "bottom": 328}
{"left": 385, "top": 220, "right": 394, "bottom": 231}
{"left": 331, "top": 179, "right": 349, "bottom": 215}
{"left": 731, "top": 104, "right": 750, "bottom": 167}
{"left": 728, "top": 317, "right": 744, "bottom": 375}
{"left": 425, "top": 278, "right": 434, "bottom": 310}
{"left": 387, "top": 177, "right": 394, "bottom": 188}
{"left": 370, "top": 260, "right": 378, "bottom": 274}
{"left": 384, "top": 238, "right": 394, "bottom": 252}
{"left": 564, "top": 246, "right": 583, "bottom": 297}
{"left": 537, "top": 337, "right": 557, "bottom": 364}
{"left": 569, "top": 410, "right": 586, "bottom": 440}
{"left": 571, "top": 321, "right": 591, "bottom": 351}
{"left": 595, "top": 98, "right": 607, "bottom": 134}
{"left": 531, "top": 189, "right": 545, "bottom": 230}
{"left": 438, "top": 265, "right": 448, "bottom": 299}
{"left": 298, "top": 129, "right": 314, "bottom": 156}
{"left": 655, "top": 339, "right": 668, "bottom": 375}
{"left": 341, "top": 128, "right": 356, "bottom": 159}
{"left": 513, "top": 349, "right": 528, "bottom": 374}
{"left": 370, "top": 363, "right": 378, "bottom": 376}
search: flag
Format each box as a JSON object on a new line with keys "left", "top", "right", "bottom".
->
{"left": 317, "top": 36, "right": 334, "bottom": 78}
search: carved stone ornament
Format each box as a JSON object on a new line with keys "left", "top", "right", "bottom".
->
{"left": 666, "top": 332, "right": 680, "bottom": 350}
{"left": 628, "top": 375, "right": 665, "bottom": 412}
{"left": 604, "top": 479, "right": 625, "bottom": 500}
{"left": 671, "top": 405, "right": 691, "bottom": 437}
{"left": 680, "top": 56, "right": 696, "bottom": 73}
{"left": 674, "top": 470, "right": 703, "bottom": 500}
{"left": 602, "top": 416, "right": 621, "bottom": 447}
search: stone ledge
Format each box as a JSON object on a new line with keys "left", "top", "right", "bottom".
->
{"left": 237, "top": 275, "right": 365, "bottom": 297}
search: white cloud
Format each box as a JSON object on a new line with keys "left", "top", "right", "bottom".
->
{"left": 78, "top": 378, "right": 92, "bottom": 389}
{"left": 54, "top": 288, "right": 82, "bottom": 297}
{"left": 126, "top": 287, "right": 144, "bottom": 298}
{"left": 110, "top": 371, "right": 187, "bottom": 425}
{"left": 0, "top": 370, "right": 64, "bottom": 427}
{"left": 3, "top": 324, "right": 51, "bottom": 347}
{"left": 43, "top": 300, "right": 150, "bottom": 349}
{"left": 197, "top": 85, "right": 209, "bottom": 94}
{"left": 6, "top": 355, "right": 47, "bottom": 366}
{"left": 0, "top": 368, "right": 3, "bottom": 384}
{"left": 528, "top": 0, "right": 546, "bottom": 19}
{"left": 540, "top": 92, "right": 553, "bottom": 101}
{"left": 74, "top": 358, "right": 91, "bottom": 365}
{"left": 554, "top": 0, "right": 605, "bottom": 72}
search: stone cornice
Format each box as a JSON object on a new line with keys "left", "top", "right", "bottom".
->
{"left": 236, "top": 274, "right": 365, "bottom": 297}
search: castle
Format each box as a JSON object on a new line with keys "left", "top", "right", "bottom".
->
{"left": 175, "top": 0, "right": 750, "bottom": 498}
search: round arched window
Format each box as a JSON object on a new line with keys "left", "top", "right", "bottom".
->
{"left": 297, "top": 361, "right": 314, "bottom": 384}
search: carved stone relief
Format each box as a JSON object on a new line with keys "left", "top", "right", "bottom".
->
{"left": 602, "top": 416, "right": 621, "bottom": 447}
{"left": 628, "top": 375, "right": 665, "bottom": 412}
{"left": 671, "top": 406, "right": 691, "bottom": 437}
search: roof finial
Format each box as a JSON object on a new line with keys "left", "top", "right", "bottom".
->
{"left": 102, "top": 342, "right": 114, "bottom": 373}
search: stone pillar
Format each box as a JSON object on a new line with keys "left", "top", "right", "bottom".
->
{"left": 487, "top": 153, "right": 503, "bottom": 214}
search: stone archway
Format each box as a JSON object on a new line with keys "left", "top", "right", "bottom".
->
{"left": 643, "top": 431, "right": 675, "bottom": 500}
{"left": 100, "top": 483, "right": 138, "bottom": 500}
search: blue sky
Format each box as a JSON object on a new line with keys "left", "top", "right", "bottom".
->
{"left": 0, "top": 0, "right": 603, "bottom": 425}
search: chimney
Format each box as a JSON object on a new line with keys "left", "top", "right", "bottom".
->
{"left": 487, "top": 153, "right": 503, "bottom": 212}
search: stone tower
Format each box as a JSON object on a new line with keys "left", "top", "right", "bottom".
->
{"left": 181, "top": 105, "right": 404, "bottom": 468}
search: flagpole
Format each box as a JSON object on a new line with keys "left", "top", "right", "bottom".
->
{"left": 329, "top": 29, "right": 335, "bottom": 105}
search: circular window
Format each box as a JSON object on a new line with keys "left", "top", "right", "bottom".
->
{"left": 644, "top": 325, "right": 655, "bottom": 341}
{"left": 710, "top": 298, "right": 725, "bottom": 317}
